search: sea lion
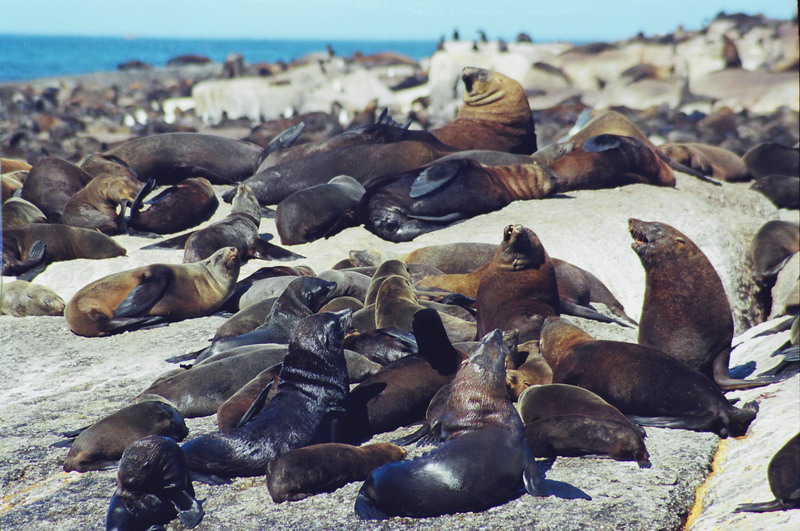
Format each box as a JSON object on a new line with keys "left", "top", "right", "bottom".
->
{"left": 0, "top": 280, "right": 65, "bottom": 316}
{"left": 106, "top": 435, "right": 203, "bottom": 531}
{"left": 181, "top": 310, "right": 352, "bottom": 478}
{"left": 748, "top": 220, "right": 800, "bottom": 283}
{"left": 359, "top": 150, "right": 557, "bottom": 243}
{"left": 659, "top": 142, "right": 749, "bottom": 182}
{"left": 1, "top": 197, "right": 47, "bottom": 228}
{"left": 275, "top": 175, "right": 365, "bottom": 244}
{"left": 20, "top": 157, "right": 94, "bottom": 222}
{"left": 344, "top": 308, "right": 465, "bottom": 442}
{"left": 62, "top": 174, "right": 144, "bottom": 234}
{"left": 540, "top": 316, "right": 757, "bottom": 437}
{"left": 429, "top": 67, "right": 538, "bottom": 154}
{"left": 65, "top": 246, "right": 239, "bottom": 337}
{"left": 476, "top": 225, "right": 560, "bottom": 342}
{"left": 2, "top": 224, "right": 126, "bottom": 276}
{"left": 750, "top": 175, "right": 800, "bottom": 209}
{"left": 266, "top": 443, "right": 407, "bottom": 503}
{"left": 630, "top": 218, "right": 786, "bottom": 390}
{"left": 80, "top": 132, "right": 263, "bottom": 185}
{"left": 61, "top": 400, "right": 188, "bottom": 472}
{"left": 127, "top": 177, "right": 219, "bottom": 234}
{"left": 742, "top": 142, "right": 799, "bottom": 180}
{"left": 734, "top": 432, "right": 800, "bottom": 512}
{"left": 517, "top": 384, "right": 650, "bottom": 466}
{"left": 142, "top": 184, "right": 301, "bottom": 263}
{"left": 354, "top": 329, "right": 545, "bottom": 520}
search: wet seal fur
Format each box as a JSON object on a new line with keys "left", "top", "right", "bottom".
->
{"left": 180, "top": 310, "right": 352, "bottom": 478}
{"left": 65, "top": 246, "right": 239, "bottom": 337}
{"left": 266, "top": 442, "right": 407, "bottom": 503}
{"left": 354, "top": 329, "right": 545, "bottom": 519}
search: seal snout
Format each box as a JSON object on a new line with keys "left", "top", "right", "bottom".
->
{"left": 461, "top": 67, "right": 489, "bottom": 93}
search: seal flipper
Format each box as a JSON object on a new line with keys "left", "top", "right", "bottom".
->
{"left": 758, "top": 347, "right": 799, "bottom": 378}
{"left": 141, "top": 232, "right": 195, "bottom": 250}
{"left": 409, "top": 160, "right": 465, "bottom": 198}
{"left": 405, "top": 212, "right": 466, "bottom": 224}
{"left": 523, "top": 447, "right": 547, "bottom": 496}
{"left": 712, "top": 347, "right": 792, "bottom": 390}
{"left": 582, "top": 134, "right": 623, "bottom": 153}
{"left": 560, "top": 301, "right": 633, "bottom": 328}
{"left": 162, "top": 487, "right": 204, "bottom": 529}
{"left": 249, "top": 238, "right": 306, "bottom": 261}
{"left": 187, "top": 471, "right": 231, "bottom": 486}
{"left": 258, "top": 123, "right": 306, "bottom": 166}
{"left": 259, "top": 206, "right": 276, "bottom": 218}
{"left": 113, "top": 267, "right": 173, "bottom": 318}
{"left": 236, "top": 379, "right": 276, "bottom": 428}
{"left": 734, "top": 499, "right": 790, "bottom": 513}
{"left": 128, "top": 177, "right": 158, "bottom": 220}
{"left": 354, "top": 482, "right": 390, "bottom": 520}
{"left": 625, "top": 413, "right": 720, "bottom": 432}
{"left": 392, "top": 424, "right": 430, "bottom": 446}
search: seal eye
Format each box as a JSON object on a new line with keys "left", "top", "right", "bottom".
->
{"left": 504, "top": 225, "right": 514, "bottom": 240}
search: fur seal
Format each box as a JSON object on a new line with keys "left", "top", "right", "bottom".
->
{"left": 20, "top": 157, "right": 94, "bottom": 222}
{"left": 402, "top": 242, "right": 497, "bottom": 273}
{"left": 61, "top": 400, "right": 188, "bottom": 472}
{"left": 266, "top": 443, "right": 407, "bottom": 503}
{"left": 2, "top": 224, "right": 126, "bottom": 276}
{"left": 734, "top": 432, "right": 800, "bottom": 512}
{"left": 181, "top": 310, "right": 352, "bottom": 478}
{"left": 65, "top": 246, "right": 239, "bottom": 337}
{"left": 106, "top": 435, "right": 203, "bottom": 531}
{"left": 1, "top": 197, "right": 47, "bottom": 228}
{"left": 540, "top": 316, "right": 757, "bottom": 437}
{"left": 659, "top": 142, "right": 749, "bottom": 182}
{"left": 476, "top": 225, "right": 560, "bottom": 342}
{"left": 62, "top": 174, "right": 144, "bottom": 234}
{"left": 748, "top": 220, "right": 800, "bottom": 283}
{"left": 0, "top": 280, "right": 65, "bottom": 316}
{"left": 344, "top": 308, "right": 465, "bottom": 442}
{"left": 81, "top": 132, "right": 263, "bottom": 185}
{"left": 517, "top": 384, "right": 650, "bottom": 466}
{"left": 364, "top": 260, "right": 411, "bottom": 305}
{"left": 342, "top": 327, "right": 418, "bottom": 365}
{"left": 505, "top": 340, "right": 554, "bottom": 398}
{"left": 142, "top": 184, "right": 302, "bottom": 263}
{"left": 750, "top": 175, "right": 800, "bottom": 209}
{"left": 216, "top": 365, "right": 282, "bottom": 430}
{"left": 742, "top": 142, "right": 799, "bottom": 180}
{"left": 359, "top": 150, "right": 557, "bottom": 242}
{"left": 127, "top": 177, "right": 219, "bottom": 234}
{"left": 630, "top": 218, "right": 786, "bottom": 390}
{"left": 354, "top": 329, "right": 545, "bottom": 519}
{"left": 275, "top": 175, "right": 365, "bottom": 244}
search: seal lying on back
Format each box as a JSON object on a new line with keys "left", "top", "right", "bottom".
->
{"left": 734, "top": 432, "right": 800, "bottom": 513}
{"left": 354, "top": 329, "right": 545, "bottom": 519}
{"left": 65, "top": 247, "right": 239, "bottom": 337}
{"left": 181, "top": 310, "right": 352, "bottom": 478}
{"left": 106, "top": 436, "right": 203, "bottom": 531}
{"left": 630, "top": 218, "right": 787, "bottom": 390}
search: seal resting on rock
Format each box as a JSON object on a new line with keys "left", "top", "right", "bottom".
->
{"left": 734, "top": 432, "right": 800, "bottom": 512}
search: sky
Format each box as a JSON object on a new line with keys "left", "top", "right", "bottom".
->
{"left": 3, "top": 0, "right": 797, "bottom": 42}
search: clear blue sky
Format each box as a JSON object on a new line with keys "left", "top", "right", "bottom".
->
{"left": 4, "top": 0, "right": 797, "bottom": 41}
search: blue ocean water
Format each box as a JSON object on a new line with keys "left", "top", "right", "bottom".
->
{"left": 0, "top": 34, "right": 438, "bottom": 83}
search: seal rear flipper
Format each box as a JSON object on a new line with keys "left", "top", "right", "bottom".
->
{"left": 523, "top": 449, "right": 547, "bottom": 496}
{"left": 259, "top": 206, "right": 276, "bottom": 218}
{"left": 113, "top": 268, "right": 173, "bottom": 318}
{"left": 103, "top": 316, "right": 169, "bottom": 335}
{"left": 12, "top": 240, "right": 48, "bottom": 278}
{"left": 734, "top": 499, "right": 787, "bottom": 513}
{"left": 624, "top": 413, "right": 718, "bottom": 431}
{"left": 391, "top": 424, "right": 430, "bottom": 446}
{"left": 661, "top": 152, "right": 722, "bottom": 185}
{"left": 187, "top": 470, "right": 231, "bottom": 486}
{"left": 409, "top": 160, "right": 465, "bottom": 198}
{"left": 757, "top": 348, "right": 799, "bottom": 378}
{"left": 405, "top": 212, "right": 466, "bottom": 224}
{"left": 141, "top": 232, "right": 195, "bottom": 250}
{"left": 165, "top": 348, "right": 204, "bottom": 364}
{"left": 560, "top": 301, "right": 633, "bottom": 328}
{"left": 258, "top": 123, "right": 306, "bottom": 165}
{"left": 128, "top": 176, "right": 158, "bottom": 219}
{"left": 163, "top": 487, "right": 204, "bottom": 529}
{"left": 180, "top": 164, "right": 235, "bottom": 185}
{"left": 354, "top": 483, "right": 390, "bottom": 520}
{"left": 249, "top": 239, "right": 305, "bottom": 261}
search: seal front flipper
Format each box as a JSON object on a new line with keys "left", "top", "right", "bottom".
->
{"left": 405, "top": 212, "right": 466, "bottom": 224}
{"left": 236, "top": 379, "right": 276, "bottom": 428}
{"left": 409, "top": 160, "right": 465, "bottom": 198}
{"left": 582, "top": 134, "right": 623, "bottom": 153}
{"left": 258, "top": 123, "right": 306, "bottom": 166}
{"left": 141, "top": 231, "right": 195, "bottom": 250}
{"left": 127, "top": 176, "right": 158, "bottom": 220}
{"left": 560, "top": 301, "right": 633, "bottom": 328}
{"left": 734, "top": 499, "right": 789, "bottom": 513}
{"left": 249, "top": 238, "right": 305, "bottom": 261}
{"left": 523, "top": 448, "right": 547, "bottom": 496}
{"left": 354, "top": 482, "right": 390, "bottom": 520}
{"left": 112, "top": 267, "right": 174, "bottom": 318}
{"left": 391, "top": 424, "right": 430, "bottom": 446}
{"left": 163, "top": 487, "right": 204, "bottom": 528}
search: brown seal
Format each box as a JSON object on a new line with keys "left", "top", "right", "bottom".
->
{"left": 1, "top": 197, "right": 47, "bottom": 228}
{"left": 0, "top": 280, "right": 65, "bottom": 317}
{"left": 659, "top": 142, "right": 749, "bottom": 182}
{"left": 216, "top": 365, "right": 282, "bottom": 430}
{"left": 61, "top": 400, "right": 188, "bottom": 472}
{"left": 748, "top": 220, "right": 800, "bottom": 283}
{"left": 65, "top": 246, "right": 239, "bottom": 337}
{"left": 505, "top": 340, "right": 554, "bottom": 399}
{"left": 1, "top": 171, "right": 26, "bottom": 202}
{"left": 354, "top": 329, "right": 545, "bottom": 519}
{"left": 540, "top": 316, "right": 757, "bottom": 437}
{"left": 476, "top": 225, "right": 560, "bottom": 342}
{"left": 750, "top": 175, "right": 800, "bottom": 209}
{"left": 2, "top": 224, "right": 126, "bottom": 276}
{"left": 402, "top": 242, "right": 497, "bottom": 273}
{"left": 61, "top": 173, "right": 144, "bottom": 234}
{"left": 127, "top": 177, "right": 219, "bottom": 234}
{"left": 20, "top": 157, "right": 94, "bottom": 222}
{"left": 266, "top": 443, "right": 407, "bottom": 503}
{"left": 364, "top": 259, "right": 411, "bottom": 305}
{"left": 517, "top": 383, "right": 650, "bottom": 466}
{"left": 742, "top": 142, "right": 799, "bottom": 179}
{"left": 630, "top": 218, "right": 786, "bottom": 390}
{"left": 734, "top": 432, "right": 800, "bottom": 512}
{"left": 429, "top": 67, "right": 538, "bottom": 154}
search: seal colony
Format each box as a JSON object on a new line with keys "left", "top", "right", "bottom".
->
{"left": 1, "top": 13, "right": 799, "bottom": 530}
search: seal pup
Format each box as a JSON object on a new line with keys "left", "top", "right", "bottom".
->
{"left": 630, "top": 218, "right": 787, "bottom": 390}
{"left": 61, "top": 400, "right": 188, "bottom": 472}
{"left": 62, "top": 173, "right": 144, "bottom": 234}
{"left": 0, "top": 280, "right": 65, "bottom": 316}
{"left": 354, "top": 329, "right": 545, "bottom": 519}
{"left": 734, "top": 432, "right": 800, "bottom": 512}
{"left": 106, "top": 435, "right": 203, "bottom": 531}
{"left": 127, "top": 177, "right": 219, "bottom": 234}
{"left": 266, "top": 443, "right": 407, "bottom": 503}
{"left": 476, "top": 225, "right": 560, "bottom": 342}
{"left": 65, "top": 246, "right": 239, "bottom": 337}
{"left": 517, "top": 384, "right": 650, "bottom": 467}
{"left": 180, "top": 310, "right": 352, "bottom": 478}
{"left": 659, "top": 142, "right": 749, "bottom": 182}
{"left": 540, "top": 316, "right": 757, "bottom": 437}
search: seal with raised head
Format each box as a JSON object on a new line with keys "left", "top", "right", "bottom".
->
{"left": 540, "top": 316, "right": 758, "bottom": 437}
{"left": 127, "top": 177, "right": 219, "bottom": 234}
{"left": 354, "top": 329, "right": 545, "bottom": 520}
{"left": 181, "top": 310, "right": 352, "bottom": 478}
{"left": 630, "top": 218, "right": 786, "bottom": 390}
{"left": 734, "top": 432, "right": 800, "bottom": 512}
{"left": 0, "top": 280, "right": 65, "bottom": 317}
{"left": 61, "top": 400, "right": 188, "bottom": 473}
{"left": 266, "top": 442, "right": 407, "bottom": 503}
{"left": 65, "top": 246, "right": 239, "bottom": 337}
{"left": 106, "top": 435, "right": 203, "bottom": 531}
